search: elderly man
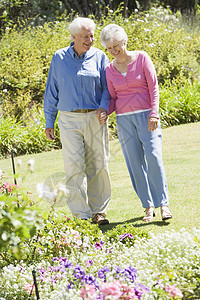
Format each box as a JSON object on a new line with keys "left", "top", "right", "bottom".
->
{"left": 44, "top": 17, "right": 111, "bottom": 225}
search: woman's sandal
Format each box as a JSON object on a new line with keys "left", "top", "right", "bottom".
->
{"left": 161, "top": 206, "right": 172, "bottom": 221}
{"left": 143, "top": 207, "right": 155, "bottom": 222}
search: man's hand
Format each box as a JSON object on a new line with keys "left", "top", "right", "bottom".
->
{"left": 96, "top": 108, "right": 108, "bottom": 125}
{"left": 148, "top": 117, "right": 159, "bottom": 132}
{"left": 45, "top": 128, "right": 55, "bottom": 140}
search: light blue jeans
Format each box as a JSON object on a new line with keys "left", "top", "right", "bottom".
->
{"left": 117, "top": 110, "right": 169, "bottom": 208}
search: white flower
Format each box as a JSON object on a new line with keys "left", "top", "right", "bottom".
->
{"left": 36, "top": 182, "right": 44, "bottom": 198}
{"left": 17, "top": 159, "right": 22, "bottom": 167}
{"left": 0, "top": 169, "right": 3, "bottom": 180}
{"left": 27, "top": 159, "right": 35, "bottom": 171}
{"left": 57, "top": 183, "right": 70, "bottom": 195}
{"left": 36, "top": 183, "right": 57, "bottom": 201}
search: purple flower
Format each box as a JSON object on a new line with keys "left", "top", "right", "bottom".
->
{"left": 134, "top": 283, "right": 150, "bottom": 299}
{"left": 59, "top": 259, "right": 74, "bottom": 272}
{"left": 122, "top": 266, "right": 137, "bottom": 283}
{"left": 105, "top": 248, "right": 112, "bottom": 253}
{"left": 59, "top": 256, "right": 68, "bottom": 262}
{"left": 38, "top": 267, "right": 47, "bottom": 275}
{"left": 85, "top": 259, "right": 93, "bottom": 267}
{"left": 95, "top": 242, "right": 103, "bottom": 250}
{"left": 98, "top": 266, "right": 111, "bottom": 282}
{"left": 67, "top": 281, "right": 75, "bottom": 290}
{"left": 50, "top": 276, "right": 57, "bottom": 283}
{"left": 74, "top": 264, "right": 86, "bottom": 280}
{"left": 53, "top": 266, "right": 61, "bottom": 272}
{"left": 114, "top": 266, "right": 122, "bottom": 278}
{"left": 95, "top": 240, "right": 105, "bottom": 250}
{"left": 64, "top": 260, "right": 74, "bottom": 269}
{"left": 119, "top": 233, "right": 134, "bottom": 241}
{"left": 134, "top": 286, "right": 143, "bottom": 300}
{"left": 84, "top": 273, "right": 99, "bottom": 287}
{"left": 137, "top": 283, "right": 150, "bottom": 294}
{"left": 155, "top": 277, "right": 164, "bottom": 288}
{"left": 52, "top": 257, "right": 58, "bottom": 262}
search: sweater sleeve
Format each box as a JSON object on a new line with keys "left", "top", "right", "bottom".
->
{"left": 106, "top": 66, "right": 118, "bottom": 115}
{"left": 99, "top": 53, "right": 111, "bottom": 112}
{"left": 142, "top": 52, "right": 159, "bottom": 118}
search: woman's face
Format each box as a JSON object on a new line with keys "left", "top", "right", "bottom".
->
{"left": 106, "top": 39, "right": 126, "bottom": 58}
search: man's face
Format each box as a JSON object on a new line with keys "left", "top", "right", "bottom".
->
{"left": 73, "top": 26, "right": 94, "bottom": 56}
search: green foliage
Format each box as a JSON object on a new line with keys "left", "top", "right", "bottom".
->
{"left": 0, "top": 179, "right": 151, "bottom": 266}
{"left": 0, "top": 189, "right": 41, "bottom": 261}
{"left": 0, "top": 0, "right": 199, "bottom": 35}
{"left": 160, "top": 81, "right": 200, "bottom": 127}
{"left": 0, "top": 21, "right": 71, "bottom": 121}
{"left": 108, "top": 112, "right": 118, "bottom": 139}
{"left": 1, "top": 7, "right": 200, "bottom": 121}
{"left": 0, "top": 111, "right": 61, "bottom": 159}
{"left": 0, "top": 6, "right": 200, "bottom": 157}
{"left": 104, "top": 223, "right": 150, "bottom": 247}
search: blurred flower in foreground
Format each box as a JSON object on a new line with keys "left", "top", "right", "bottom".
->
{"left": 0, "top": 169, "right": 3, "bottom": 180}
{"left": 27, "top": 159, "right": 35, "bottom": 172}
{"left": 0, "top": 182, "right": 18, "bottom": 194}
{"left": 17, "top": 159, "right": 22, "bottom": 167}
{"left": 36, "top": 182, "right": 69, "bottom": 204}
{"left": 165, "top": 284, "right": 183, "bottom": 298}
{"left": 81, "top": 284, "right": 97, "bottom": 300}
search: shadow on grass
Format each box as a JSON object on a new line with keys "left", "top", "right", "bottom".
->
{"left": 99, "top": 216, "right": 171, "bottom": 233}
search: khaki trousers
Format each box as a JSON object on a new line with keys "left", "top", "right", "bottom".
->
{"left": 58, "top": 111, "right": 111, "bottom": 219}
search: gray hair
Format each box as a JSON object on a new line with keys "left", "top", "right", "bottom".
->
{"left": 68, "top": 17, "right": 96, "bottom": 36}
{"left": 101, "top": 24, "right": 128, "bottom": 47}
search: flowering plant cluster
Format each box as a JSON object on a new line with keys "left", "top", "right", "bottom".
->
{"left": 0, "top": 221, "right": 199, "bottom": 299}
{"left": 0, "top": 181, "right": 18, "bottom": 195}
{"left": 0, "top": 177, "right": 199, "bottom": 299}
{"left": 81, "top": 280, "right": 149, "bottom": 300}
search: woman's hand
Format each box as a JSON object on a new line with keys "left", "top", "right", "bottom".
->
{"left": 148, "top": 116, "right": 159, "bottom": 132}
{"left": 96, "top": 108, "right": 108, "bottom": 125}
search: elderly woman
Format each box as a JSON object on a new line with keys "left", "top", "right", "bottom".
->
{"left": 101, "top": 24, "right": 172, "bottom": 221}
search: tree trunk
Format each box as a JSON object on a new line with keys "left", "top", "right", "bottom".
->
{"left": 123, "top": 0, "right": 129, "bottom": 17}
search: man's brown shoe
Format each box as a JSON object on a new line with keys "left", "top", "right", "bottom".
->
{"left": 92, "top": 213, "right": 109, "bottom": 225}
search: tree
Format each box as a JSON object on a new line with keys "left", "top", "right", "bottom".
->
{"left": 0, "top": 0, "right": 199, "bottom": 34}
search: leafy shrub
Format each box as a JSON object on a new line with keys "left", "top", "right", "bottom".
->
{"left": 104, "top": 223, "right": 150, "bottom": 247}
{"left": 0, "top": 21, "right": 71, "bottom": 121}
{"left": 0, "top": 110, "right": 61, "bottom": 158}
{"left": 160, "top": 81, "right": 200, "bottom": 127}
{"left": 0, "top": 6, "right": 200, "bottom": 121}
{"left": 0, "top": 6, "right": 200, "bottom": 158}
{"left": 0, "top": 189, "right": 41, "bottom": 261}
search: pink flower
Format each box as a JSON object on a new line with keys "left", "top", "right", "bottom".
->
{"left": 165, "top": 284, "right": 183, "bottom": 298}
{"left": 3, "top": 182, "right": 10, "bottom": 188}
{"left": 120, "top": 283, "right": 135, "bottom": 299}
{"left": 100, "top": 280, "right": 122, "bottom": 299}
{"left": 81, "top": 284, "right": 97, "bottom": 299}
{"left": 24, "top": 283, "right": 35, "bottom": 294}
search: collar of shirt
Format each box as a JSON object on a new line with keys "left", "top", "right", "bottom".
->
{"left": 68, "top": 41, "right": 87, "bottom": 60}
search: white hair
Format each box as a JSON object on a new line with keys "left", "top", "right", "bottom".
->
{"left": 101, "top": 24, "right": 128, "bottom": 47}
{"left": 68, "top": 17, "right": 96, "bottom": 36}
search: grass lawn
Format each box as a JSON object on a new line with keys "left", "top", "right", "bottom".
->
{"left": 0, "top": 122, "right": 200, "bottom": 235}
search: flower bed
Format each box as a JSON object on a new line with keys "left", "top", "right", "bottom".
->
{"left": 0, "top": 173, "right": 200, "bottom": 299}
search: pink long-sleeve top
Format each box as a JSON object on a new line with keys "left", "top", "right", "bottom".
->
{"left": 106, "top": 51, "right": 159, "bottom": 118}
